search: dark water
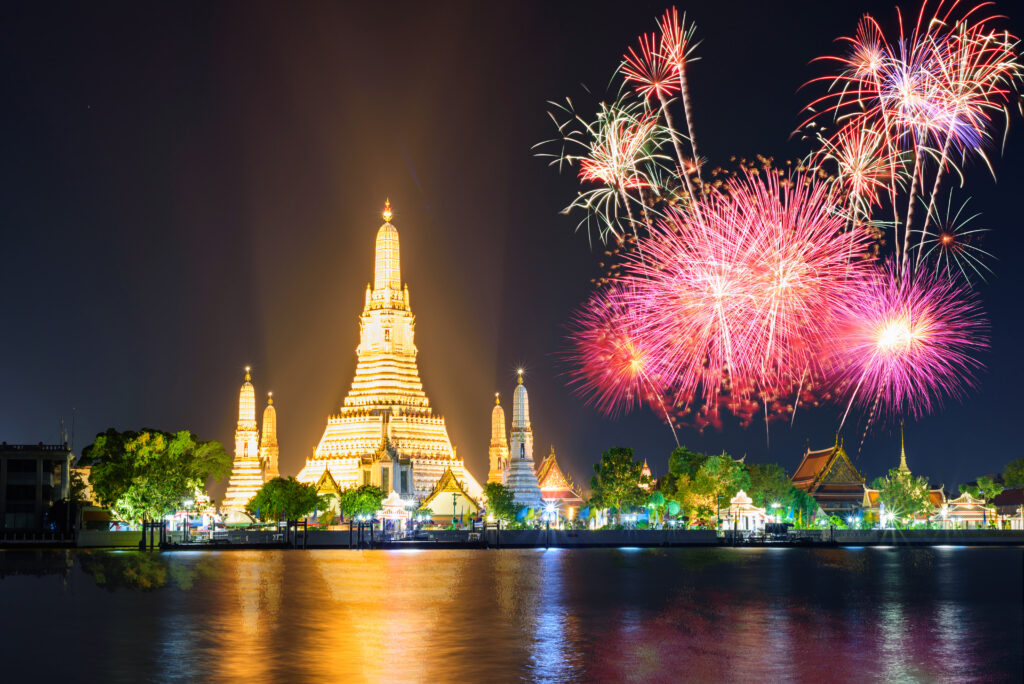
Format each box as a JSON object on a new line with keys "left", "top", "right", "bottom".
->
{"left": 1, "top": 547, "right": 1021, "bottom": 682}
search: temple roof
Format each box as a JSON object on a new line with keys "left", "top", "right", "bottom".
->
{"left": 536, "top": 446, "right": 583, "bottom": 502}
{"left": 863, "top": 485, "right": 945, "bottom": 508}
{"left": 419, "top": 467, "right": 479, "bottom": 513}
{"left": 992, "top": 488, "right": 1024, "bottom": 507}
{"left": 315, "top": 468, "right": 342, "bottom": 496}
{"left": 792, "top": 437, "right": 865, "bottom": 494}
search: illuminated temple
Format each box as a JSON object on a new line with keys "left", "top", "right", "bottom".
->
{"left": 223, "top": 368, "right": 279, "bottom": 513}
{"left": 536, "top": 446, "right": 583, "bottom": 510}
{"left": 503, "top": 371, "right": 543, "bottom": 509}
{"left": 296, "top": 201, "right": 482, "bottom": 500}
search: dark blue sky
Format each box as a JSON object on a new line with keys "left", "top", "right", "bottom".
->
{"left": 1, "top": 1, "right": 1020, "bottom": 496}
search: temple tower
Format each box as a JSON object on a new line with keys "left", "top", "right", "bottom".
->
{"left": 487, "top": 393, "right": 509, "bottom": 484}
{"left": 260, "top": 392, "right": 280, "bottom": 480}
{"left": 505, "top": 370, "right": 542, "bottom": 509}
{"left": 296, "top": 200, "right": 482, "bottom": 500}
{"left": 898, "top": 424, "right": 910, "bottom": 474}
{"left": 223, "top": 367, "right": 266, "bottom": 512}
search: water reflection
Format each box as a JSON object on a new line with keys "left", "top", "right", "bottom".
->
{"left": 0, "top": 547, "right": 1019, "bottom": 681}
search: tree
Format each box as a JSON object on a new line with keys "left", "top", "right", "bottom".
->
{"left": 668, "top": 446, "right": 708, "bottom": 480}
{"left": 482, "top": 482, "right": 519, "bottom": 523}
{"left": 959, "top": 475, "right": 1004, "bottom": 502}
{"left": 83, "top": 428, "right": 230, "bottom": 525}
{"left": 1003, "top": 458, "right": 1024, "bottom": 489}
{"left": 590, "top": 447, "right": 646, "bottom": 524}
{"left": 1002, "top": 458, "right": 1024, "bottom": 489}
{"left": 876, "top": 468, "right": 935, "bottom": 526}
{"left": 247, "top": 477, "right": 328, "bottom": 522}
{"left": 745, "top": 463, "right": 792, "bottom": 509}
{"left": 337, "top": 484, "right": 386, "bottom": 520}
{"left": 685, "top": 453, "right": 750, "bottom": 525}
{"left": 785, "top": 487, "right": 819, "bottom": 529}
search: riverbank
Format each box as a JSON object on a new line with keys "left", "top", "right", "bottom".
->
{"left": 4, "top": 528, "right": 1024, "bottom": 549}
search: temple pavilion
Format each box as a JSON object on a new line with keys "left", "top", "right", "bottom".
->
{"left": 296, "top": 201, "right": 482, "bottom": 501}
{"left": 722, "top": 490, "right": 767, "bottom": 532}
{"left": 536, "top": 446, "right": 583, "bottom": 513}
{"left": 419, "top": 466, "right": 480, "bottom": 525}
{"left": 792, "top": 435, "right": 865, "bottom": 517}
{"left": 934, "top": 491, "right": 995, "bottom": 529}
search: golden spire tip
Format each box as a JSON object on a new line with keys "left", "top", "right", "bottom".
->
{"left": 382, "top": 198, "right": 393, "bottom": 223}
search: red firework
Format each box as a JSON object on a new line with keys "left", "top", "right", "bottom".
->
{"left": 622, "top": 32, "right": 680, "bottom": 101}
{"left": 565, "top": 283, "right": 666, "bottom": 417}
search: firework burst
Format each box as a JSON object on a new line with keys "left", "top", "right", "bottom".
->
{"left": 623, "top": 170, "right": 873, "bottom": 422}
{"left": 829, "top": 264, "right": 988, "bottom": 421}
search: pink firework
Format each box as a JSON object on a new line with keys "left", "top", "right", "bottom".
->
{"left": 621, "top": 169, "right": 872, "bottom": 419}
{"left": 565, "top": 283, "right": 666, "bottom": 417}
{"left": 829, "top": 263, "right": 988, "bottom": 420}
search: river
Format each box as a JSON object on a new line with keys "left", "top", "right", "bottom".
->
{"left": 1, "top": 547, "right": 1020, "bottom": 682}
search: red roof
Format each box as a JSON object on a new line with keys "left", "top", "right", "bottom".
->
{"left": 992, "top": 488, "right": 1024, "bottom": 506}
{"left": 792, "top": 447, "right": 835, "bottom": 483}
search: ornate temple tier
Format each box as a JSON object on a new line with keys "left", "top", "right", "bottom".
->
{"left": 504, "top": 371, "right": 542, "bottom": 510}
{"left": 223, "top": 368, "right": 266, "bottom": 512}
{"left": 296, "top": 201, "right": 482, "bottom": 500}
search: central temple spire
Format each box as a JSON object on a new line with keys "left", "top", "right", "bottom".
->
{"left": 298, "top": 201, "right": 483, "bottom": 500}
{"left": 374, "top": 199, "right": 401, "bottom": 292}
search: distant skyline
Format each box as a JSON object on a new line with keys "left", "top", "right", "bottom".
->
{"left": 1, "top": 1, "right": 1021, "bottom": 496}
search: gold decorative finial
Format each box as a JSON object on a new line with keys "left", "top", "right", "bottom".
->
{"left": 267, "top": 391, "right": 273, "bottom": 406}
{"left": 517, "top": 368, "right": 524, "bottom": 385}
{"left": 245, "top": 366, "right": 251, "bottom": 382}
{"left": 495, "top": 392, "right": 500, "bottom": 405}
{"left": 898, "top": 421, "right": 910, "bottom": 473}
{"left": 382, "top": 198, "right": 393, "bottom": 223}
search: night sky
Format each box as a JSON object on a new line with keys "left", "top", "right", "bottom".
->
{"left": 2, "top": 1, "right": 1021, "bottom": 498}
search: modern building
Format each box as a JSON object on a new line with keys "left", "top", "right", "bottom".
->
{"left": 296, "top": 201, "right": 482, "bottom": 500}
{"left": 536, "top": 446, "right": 583, "bottom": 512}
{"left": 792, "top": 435, "right": 865, "bottom": 517}
{"left": 0, "top": 443, "right": 72, "bottom": 531}
{"left": 503, "top": 370, "right": 543, "bottom": 510}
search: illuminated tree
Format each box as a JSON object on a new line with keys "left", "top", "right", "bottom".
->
{"left": 959, "top": 475, "right": 1004, "bottom": 503}
{"left": 872, "top": 468, "right": 935, "bottom": 527}
{"left": 590, "top": 446, "right": 648, "bottom": 524}
{"left": 82, "top": 428, "right": 230, "bottom": 525}
{"left": 247, "top": 477, "right": 328, "bottom": 522}
{"left": 482, "top": 482, "right": 520, "bottom": 523}
{"left": 337, "top": 484, "right": 386, "bottom": 520}
{"left": 685, "top": 453, "right": 750, "bottom": 525}
{"left": 744, "top": 463, "right": 793, "bottom": 509}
